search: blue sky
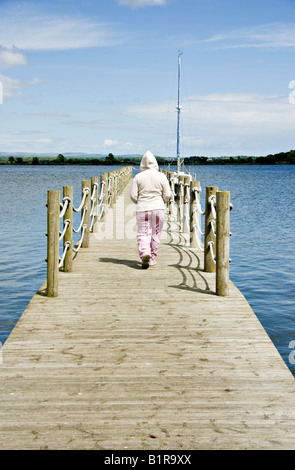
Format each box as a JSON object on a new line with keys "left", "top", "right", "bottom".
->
{"left": 1, "top": 0, "right": 295, "bottom": 157}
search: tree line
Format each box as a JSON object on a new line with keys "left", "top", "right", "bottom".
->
{"left": 0, "top": 153, "right": 125, "bottom": 165}
{"left": 184, "top": 150, "right": 295, "bottom": 165}
{"left": 1, "top": 150, "right": 294, "bottom": 166}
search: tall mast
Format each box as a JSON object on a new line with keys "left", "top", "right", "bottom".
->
{"left": 176, "top": 51, "right": 183, "bottom": 174}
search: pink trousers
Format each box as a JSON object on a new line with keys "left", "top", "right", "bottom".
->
{"left": 136, "top": 210, "right": 165, "bottom": 263}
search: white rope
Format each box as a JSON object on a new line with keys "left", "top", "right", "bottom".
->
{"left": 73, "top": 225, "right": 87, "bottom": 253}
{"left": 59, "top": 196, "right": 70, "bottom": 218}
{"left": 90, "top": 184, "right": 98, "bottom": 231}
{"left": 46, "top": 167, "right": 133, "bottom": 276}
{"left": 90, "top": 182, "right": 98, "bottom": 201}
{"left": 170, "top": 176, "right": 177, "bottom": 197}
{"left": 58, "top": 241, "right": 71, "bottom": 268}
{"left": 179, "top": 181, "right": 184, "bottom": 197}
{"left": 107, "top": 176, "right": 113, "bottom": 207}
{"left": 208, "top": 195, "right": 216, "bottom": 220}
{"left": 179, "top": 202, "right": 184, "bottom": 225}
{"left": 73, "top": 187, "right": 89, "bottom": 213}
{"left": 97, "top": 204, "right": 105, "bottom": 221}
{"left": 183, "top": 210, "right": 190, "bottom": 229}
{"left": 90, "top": 204, "right": 97, "bottom": 218}
{"left": 73, "top": 206, "right": 87, "bottom": 233}
{"left": 194, "top": 197, "right": 205, "bottom": 215}
{"left": 192, "top": 212, "right": 205, "bottom": 236}
{"left": 114, "top": 174, "right": 119, "bottom": 194}
{"left": 98, "top": 181, "right": 105, "bottom": 201}
{"left": 208, "top": 240, "right": 216, "bottom": 264}
{"left": 90, "top": 210, "right": 97, "bottom": 231}
{"left": 59, "top": 218, "right": 70, "bottom": 241}
{"left": 192, "top": 226, "right": 204, "bottom": 251}
{"left": 184, "top": 207, "right": 190, "bottom": 228}
{"left": 98, "top": 191, "right": 105, "bottom": 203}
{"left": 209, "top": 219, "right": 216, "bottom": 237}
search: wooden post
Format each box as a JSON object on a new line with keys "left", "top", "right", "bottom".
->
{"left": 118, "top": 169, "right": 123, "bottom": 196}
{"left": 204, "top": 186, "right": 217, "bottom": 273}
{"left": 113, "top": 171, "right": 117, "bottom": 205}
{"left": 108, "top": 172, "right": 114, "bottom": 209}
{"left": 81, "top": 180, "right": 90, "bottom": 248}
{"left": 122, "top": 168, "right": 126, "bottom": 191}
{"left": 183, "top": 175, "right": 191, "bottom": 233}
{"left": 190, "top": 180, "right": 200, "bottom": 248}
{"left": 118, "top": 169, "right": 122, "bottom": 195}
{"left": 216, "top": 191, "right": 230, "bottom": 296}
{"left": 177, "top": 175, "right": 185, "bottom": 230}
{"left": 91, "top": 176, "right": 99, "bottom": 233}
{"left": 63, "top": 186, "right": 73, "bottom": 273}
{"left": 100, "top": 173, "right": 108, "bottom": 221}
{"left": 168, "top": 172, "right": 175, "bottom": 215}
{"left": 47, "top": 190, "right": 60, "bottom": 297}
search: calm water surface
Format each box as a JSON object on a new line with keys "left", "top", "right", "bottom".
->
{"left": 0, "top": 164, "right": 294, "bottom": 375}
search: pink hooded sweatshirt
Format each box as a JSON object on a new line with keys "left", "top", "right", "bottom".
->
{"left": 130, "top": 151, "right": 172, "bottom": 212}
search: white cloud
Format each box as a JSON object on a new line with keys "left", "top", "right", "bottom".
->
{"left": 26, "top": 111, "right": 69, "bottom": 118}
{"left": 0, "top": 72, "right": 42, "bottom": 100}
{"left": 202, "top": 23, "right": 295, "bottom": 49}
{"left": 116, "top": 0, "right": 168, "bottom": 7}
{"left": 126, "top": 92, "right": 295, "bottom": 156}
{"left": 0, "top": 133, "right": 53, "bottom": 146}
{"left": 27, "top": 77, "right": 44, "bottom": 86}
{"left": 0, "top": 5, "right": 129, "bottom": 51}
{"left": 0, "top": 73, "right": 23, "bottom": 99}
{"left": 104, "top": 139, "right": 119, "bottom": 148}
{"left": 103, "top": 139, "right": 134, "bottom": 150}
{"left": 0, "top": 46, "right": 27, "bottom": 69}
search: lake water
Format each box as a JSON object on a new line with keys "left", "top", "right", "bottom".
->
{"left": 0, "top": 164, "right": 294, "bottom": 375}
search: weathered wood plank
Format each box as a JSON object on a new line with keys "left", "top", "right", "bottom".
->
{"left": 1, "top": 182, "right": 295, "bottom": 450}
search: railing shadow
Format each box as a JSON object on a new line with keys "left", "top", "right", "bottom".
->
{"left": 164, "top": 215, "right": 215, "bottom": 295}
{"left": 97, "top": 215, "right": 215, "bottom": 294}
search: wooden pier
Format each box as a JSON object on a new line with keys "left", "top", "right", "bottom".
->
{"left": 1, "top": 174, "right": 295, "bottom": 450}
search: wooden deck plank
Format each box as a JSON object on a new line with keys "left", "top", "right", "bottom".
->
{"left": 1, "top": 182, "right": 295, "bottom": 450}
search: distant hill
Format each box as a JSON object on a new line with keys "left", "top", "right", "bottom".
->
{"left": 0, "top": 150, "right": 294, "bottom": 165}
{"left": 0, "top": 152, "right": 142, "bottom": 160}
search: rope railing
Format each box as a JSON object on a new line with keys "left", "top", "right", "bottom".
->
{"left": 191, "top": 185, "right": 205, "bottom": 238}
{"left": 89, "top": 181, "right": 100, "bottom": 232}
{"left": 73, "top": 187, "right": 89, "bottom": 213}
{"left": 206, "top": 193, "right": 217, "bottom": 266}
{"left": 46, "top": 166, "right": 132, "bottom": 297}
{"left": 161, "top": 169, "right": 233, "bottom": 296}
{"left": 47, "top": 164, "right": 231, "bottom": 297}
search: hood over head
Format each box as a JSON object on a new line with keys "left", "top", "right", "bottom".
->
{"left": 140, "top": 151, "right": 159, "bottom": 172}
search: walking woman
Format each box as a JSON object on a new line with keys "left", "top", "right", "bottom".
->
{"left": 130, "top": 151, "right": 172, "bottom": 269}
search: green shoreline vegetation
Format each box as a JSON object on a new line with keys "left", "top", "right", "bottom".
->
{"left": 0, "top": 150, "right": 294, "bottom": 166}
